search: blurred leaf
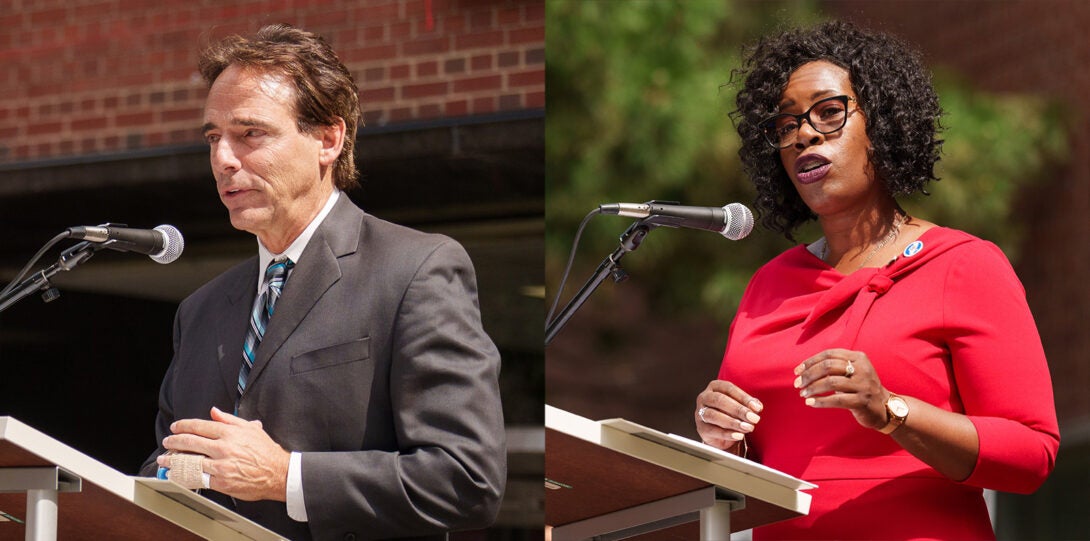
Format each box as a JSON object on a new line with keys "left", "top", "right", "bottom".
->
{"left": 907, "top": 71, "right": 1071, "bottom": 259}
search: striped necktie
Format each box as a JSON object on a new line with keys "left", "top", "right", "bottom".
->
{"left": 238, "top": 259, "right": 294, "bottom": 399}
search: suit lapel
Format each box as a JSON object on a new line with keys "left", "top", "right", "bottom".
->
{"left": 245, "top": 196, "right": 362, "bottom": 390}
{"left": 217, "top": 258, "right": 259, "bottom": 399}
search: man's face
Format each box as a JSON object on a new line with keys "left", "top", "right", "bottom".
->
{"left": 201, "top": 65, "right": 332, "bottom": 249}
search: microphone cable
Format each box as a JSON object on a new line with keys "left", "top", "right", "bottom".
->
{"left": 0, "top": 231, "right": 70, "bottom": 299}
{"left": 546, "top": 207, "right": 602, "bottom": 328}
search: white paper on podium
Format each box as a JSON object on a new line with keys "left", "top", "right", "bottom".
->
{"left": 600, "top": 418, "right": 817, "bottom": 491}
{"left": 133, "top": 478, "right": 288, "bottom": 541}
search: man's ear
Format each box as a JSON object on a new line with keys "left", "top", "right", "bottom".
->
{"left": 318, "top": 117, "right": 347, "bottom": 167}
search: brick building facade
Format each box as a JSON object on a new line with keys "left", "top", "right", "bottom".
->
{"left": 0, "top": 0, "right": 544, "bottom": 162}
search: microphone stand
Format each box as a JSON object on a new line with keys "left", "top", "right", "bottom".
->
{"left": 545, "top": 218, "right": 662, "bottom": 346}
{"left": 0, "top": 241, "right": 104, "bottom": 315}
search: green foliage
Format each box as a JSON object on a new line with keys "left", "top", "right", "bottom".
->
{"left": 908, "top": 71, "right": 1070, "bottom": 260}
{"left": 546, "top": 1, "right": 1069, "bottom": 324}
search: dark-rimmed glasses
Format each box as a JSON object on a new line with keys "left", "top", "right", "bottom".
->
{"left": 759, "top": 95, "right": 855, "bottom": 149}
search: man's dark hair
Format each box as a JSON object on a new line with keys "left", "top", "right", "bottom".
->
{"left": 199, "top": 24, "right": 362, "bottom": 191}
{"left": 731, "top": 20, "right": 942, "bottom": 240}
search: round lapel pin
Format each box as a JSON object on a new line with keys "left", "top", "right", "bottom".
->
{"left": 903, "top": 240, "right": 924, "bottom": 258}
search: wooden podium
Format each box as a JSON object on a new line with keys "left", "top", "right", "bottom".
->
{"left": 0, "top": 416, "right": 285, "bottom": 541}
{"left": 545, "top": 406, "right": 814, "bottom": 541}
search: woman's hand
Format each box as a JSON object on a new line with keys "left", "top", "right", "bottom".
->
{"left": 695, "top": 380, "right": 763, "bottom": 451}
{"left": 794, "top": 348, "right": 890, "bottom": 429}
{"left": 795, "top": 348, "right": 982, "bottom": 481}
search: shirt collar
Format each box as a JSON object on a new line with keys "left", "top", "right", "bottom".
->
{"left": 257, "top": 190, "right": 341, "bottom": 286}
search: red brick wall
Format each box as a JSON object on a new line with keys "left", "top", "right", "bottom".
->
{"left": 0, "top": 0, "right": 544, "bottom": 163}
{"left": 825, "top": 1, "right": 1090, "bottom": 426}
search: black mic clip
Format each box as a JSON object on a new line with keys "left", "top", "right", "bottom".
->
{"left": 44, "top": 240, "right": 106, "bottom": 302}
{"left": 59, "top": 240, "right": 105, "bottom": 270}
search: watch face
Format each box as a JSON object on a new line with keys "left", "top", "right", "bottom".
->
{"left": 889, "top": 397, "right": 910, "bottom": 418}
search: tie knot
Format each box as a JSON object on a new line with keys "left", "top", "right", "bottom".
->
{"left": 265, "top": 259, "right": 294, "bottom": 280}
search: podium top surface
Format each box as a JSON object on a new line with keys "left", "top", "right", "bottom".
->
{"left": 0, "top": 416, "right": 284, "bottom": 541}
{"left": 545, "top": 405, "right": 813, "bottom": 533}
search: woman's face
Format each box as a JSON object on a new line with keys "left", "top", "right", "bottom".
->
{"left": 776, "top": 60, "right": 881, "bottom": 217}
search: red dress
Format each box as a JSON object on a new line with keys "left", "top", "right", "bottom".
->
{"left": 719, "top": 227, "right": 1059, "bottom": 540}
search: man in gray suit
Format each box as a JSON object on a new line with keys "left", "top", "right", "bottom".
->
{"left": 139, "top": 24, "right": 506, "bottom": 540}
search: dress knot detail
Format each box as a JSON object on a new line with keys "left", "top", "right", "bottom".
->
{"left": 867, "top": 275, "right": 894, "bottom": 295}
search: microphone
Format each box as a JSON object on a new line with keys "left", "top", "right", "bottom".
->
{"left": 66, "top": 224, "right": 185, "bottom": 264}
{"left": 599, "top": 201, "right": 755, "bottom": 240}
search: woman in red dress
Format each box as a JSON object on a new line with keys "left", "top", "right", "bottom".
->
{"left": 694, "top": 21, "right": 1058, "bottom": 540}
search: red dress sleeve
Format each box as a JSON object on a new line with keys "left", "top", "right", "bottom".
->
{"left": 943, "top": 241, "right": 1059, "bottom": 493}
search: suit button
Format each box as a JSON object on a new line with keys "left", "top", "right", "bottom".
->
{"left": 343, "top": 534, "right": 356, "bottom": 541}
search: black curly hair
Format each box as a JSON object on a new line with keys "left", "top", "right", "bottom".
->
{"left": 732, "top": 20, "right": 942, "bottom": 241}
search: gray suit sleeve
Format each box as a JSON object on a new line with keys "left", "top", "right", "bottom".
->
{"left": 300, "top": 239, "right": 506, "bottom": 539}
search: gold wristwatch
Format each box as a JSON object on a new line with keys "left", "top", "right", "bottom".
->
{"left": 878, "top": 393, "right": 909, "bottom": 435}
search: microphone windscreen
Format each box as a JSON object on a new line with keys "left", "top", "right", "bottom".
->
{"left": 722, "top": 203, "right": 754, "bottom": 240}
{"left": 151, "top": 225, "right": 184, "bottom": 264}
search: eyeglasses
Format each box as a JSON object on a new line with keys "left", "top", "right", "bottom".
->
{"left": 759, "top": 95, "right": 855, "bottom": 149}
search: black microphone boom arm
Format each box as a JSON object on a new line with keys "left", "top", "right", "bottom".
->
{"left": 545, "top": 218, "right": 661, "bottom": 346}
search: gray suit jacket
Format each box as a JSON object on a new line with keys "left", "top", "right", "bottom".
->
{"left": 141, "top": 197, "right": 506, "bottom": 541}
